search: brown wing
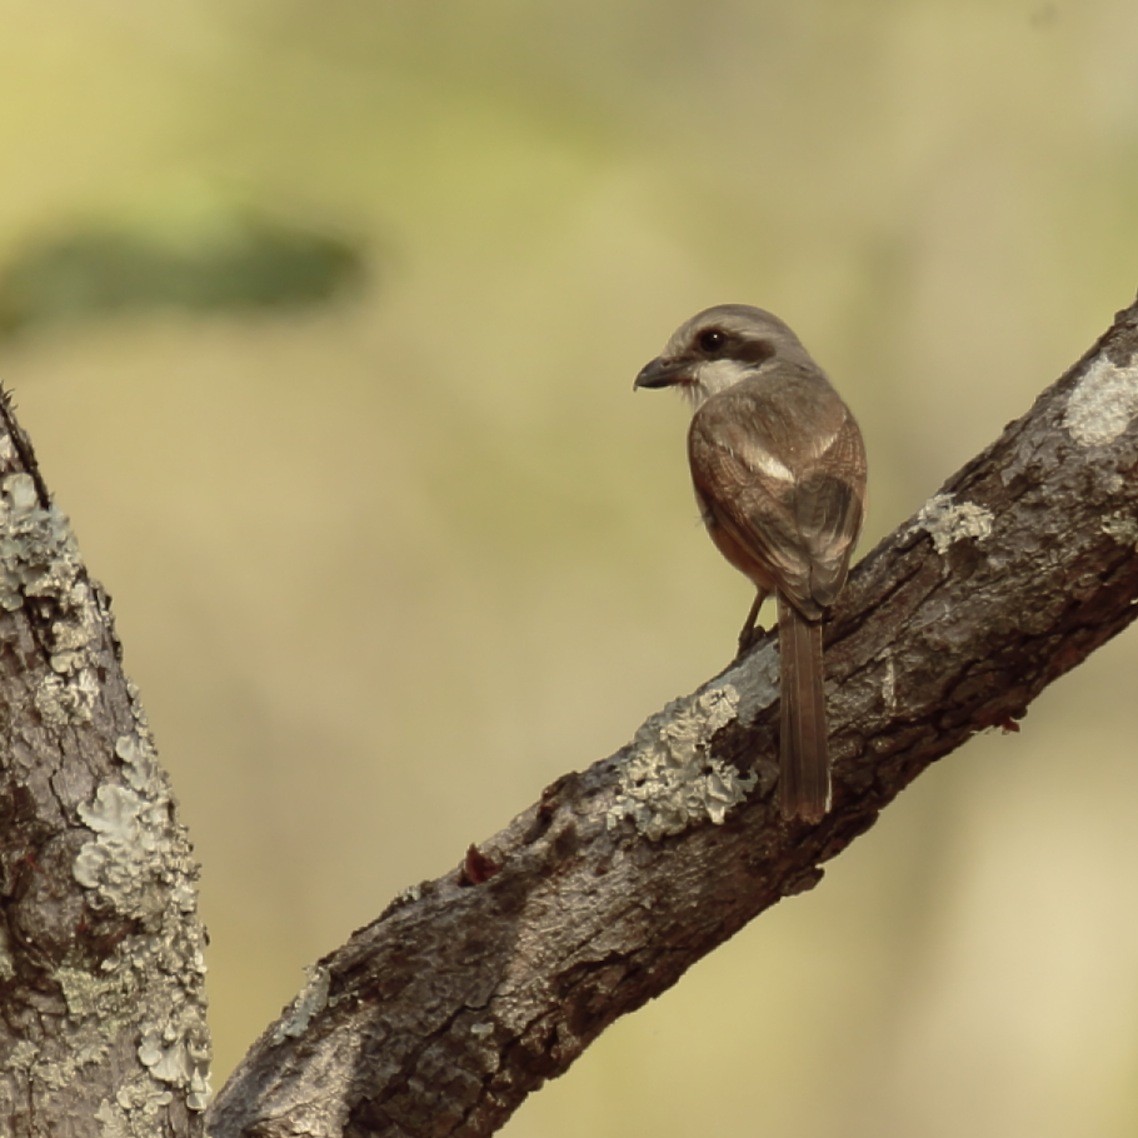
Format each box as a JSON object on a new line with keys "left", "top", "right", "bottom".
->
{"left": 687, "top": 372, "right": 866, "bottom": 618}
{"left": 795, "top": 417, "right": 866, "bottom": 605}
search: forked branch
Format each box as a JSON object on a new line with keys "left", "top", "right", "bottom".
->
{"left": 3, "top": 301, "right": 1138, "bottom": 1138}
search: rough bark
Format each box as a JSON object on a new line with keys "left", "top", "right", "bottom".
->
{"left": 0, "top": 400, "right": 211, "bottom": 1136}
{"left": 4, "top": 298, "right": 1138, "bottom": 1138}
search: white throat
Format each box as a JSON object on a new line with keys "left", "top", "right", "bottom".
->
{"left": 689, "top": 358, "right": 758, "bottom": 406}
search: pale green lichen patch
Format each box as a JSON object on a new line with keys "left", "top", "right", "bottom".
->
{"left": 911, "top": 493, "right": 994, "bottom": 555}
{"left": 138, "top": 1025, "right": 211, "bottom": 1108}
{"left": 1102, "top": 512, "right": 1138, "bottom": 548}
{"left": 95, "top": 1072, "right": 183, "bottom": 1138}
{"left": 0, "top": 472, "right": 100, "bottom": 722}
{"left": 5, "top": 1039, "right": 38, "bottom": 1072}
{"left": 57, "top": 965, "right": 133, "bottom": 1024}
{"left": 1064, "top": 354, "right": 1138, "bottom": 446}
{"left": 607, "top": 684, "right": 757, "bottom": 840}
{"left": 35, "top": 668, "right": 100, "bottom": 727}
{"left": 0, "top": 453, "right": 211, "bottom": 1125}
{"left": 723, "top": 642, "right": 781, "bottom": 724}
{"left": 0, "top": 472, "right": 77, "bottom": 608}
{"left": 0, "top": 920, "right": 15, "bottom": 981}
{"left": 72, "top": 719, "right": 212, "bottom": 1118}
{"left": 272, "top": 964, "right": 331, "bottom": 1043}
{"left": 74, "top": 784, "right": 165, "bottom": 912}
{"left": 94, "top": 1098, "right": 133, "bottom": 1138}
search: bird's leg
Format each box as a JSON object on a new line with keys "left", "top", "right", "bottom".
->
{"left": 735, "top": 589, "right": 769, "bottom": 659}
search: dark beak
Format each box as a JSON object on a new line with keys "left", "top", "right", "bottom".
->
{"left": 634, "top": 356, "right": 690, "bottom": 390}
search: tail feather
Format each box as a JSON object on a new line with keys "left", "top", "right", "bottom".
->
{"left": 777, "top": 595, "right": 829, "bottom": 822}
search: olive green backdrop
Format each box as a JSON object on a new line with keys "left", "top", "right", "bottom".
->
{"left": 4, "top": 3, "right": 1137, "bottom": 1135}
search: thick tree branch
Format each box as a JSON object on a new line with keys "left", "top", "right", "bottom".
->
{"left": 0, "top": 398, "right": 210, "bottom": 1136}
{"left": 206, "top": 298, "right": 1138, "bottom": 1137}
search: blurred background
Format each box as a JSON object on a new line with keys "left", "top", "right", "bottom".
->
{"left": 4, "top": 1, "right": 1138, "bottom": 1134}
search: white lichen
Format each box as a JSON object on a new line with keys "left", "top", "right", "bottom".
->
{"left": 94, "top": 1071, "right": 186, "bottom": 1138}
{"left": 0, "top": 453, "right": 211, "bottom": 1124}
{"left": 1102, "top": 512, "right": 1138, "bottom": 548}
{"left": 138, "top": 1026, "right": 211, "bottom": 1110}
{"left": 273, "top": 964, "right": 332, "bottom": 1043}
{"left": 911, "top": 493, "right": 994, "bottom": 555}
{"left": 607, "top": 683, "right": 757, "bottom": 840}
{"left": 35, "top": 668, "right": 100, "bottom": 726}
{"left": 1064, "top": 354, "right": 1138, "bottom": 446}
{"left": 0, "top": 473, "right": 71, "bottom": 609}
{"left": 882, "top": 654, "right": 896, "bottom": 713}
{"left": 94, "top": 1099, "right": 133, "bottom": 1138}
{"left": 0, "top": 920, "right": 15, "bottom": 982}
{"left": 5, "top": 1039, "right": 38, "bottom": 1072}
{"left": 72, "top": 725, "right": 212, "bottom": 1116}
{"left": 56, "top": 964, "right": 131, "bottom": 1024}
{"left": 0, "top": 472, "right": 100, "bottom": 722}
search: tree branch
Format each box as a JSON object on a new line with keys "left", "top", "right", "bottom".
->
{"left": 206, "top": 298, "right": 1138, "bottom": 1137}
{"left": 0, "top": 397, "right": 210, "bottom": 1136}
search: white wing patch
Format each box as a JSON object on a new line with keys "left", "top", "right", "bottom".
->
{"left": 746, "top": 447, "right": 795, "bottom": 483}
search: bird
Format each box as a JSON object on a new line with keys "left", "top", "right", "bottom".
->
{"left": 634, "top": 304, "right": 866, "bottom": 823}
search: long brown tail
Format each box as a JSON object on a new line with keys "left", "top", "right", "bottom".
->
{"left": 776, "top": 594, "right": 829, "bottom": 823}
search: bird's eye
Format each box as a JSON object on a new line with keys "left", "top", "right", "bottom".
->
{"left": 696, "top": 328, "right": 727, "bottom": 354}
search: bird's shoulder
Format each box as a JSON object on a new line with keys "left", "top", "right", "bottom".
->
{"left": 688, "top": 366, "right": 853, "bottom": 469}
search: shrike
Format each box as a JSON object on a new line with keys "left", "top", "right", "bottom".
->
{"left": 635, "top": 305, "right": 866, "bottom": 823}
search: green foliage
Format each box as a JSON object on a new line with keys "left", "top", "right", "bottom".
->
{"left": 0, "top": 213, "right": 367, "bottom": 338}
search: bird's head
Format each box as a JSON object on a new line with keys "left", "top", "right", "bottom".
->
{"left": 634, "top": 304, "right": 816, "bottom": 406}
